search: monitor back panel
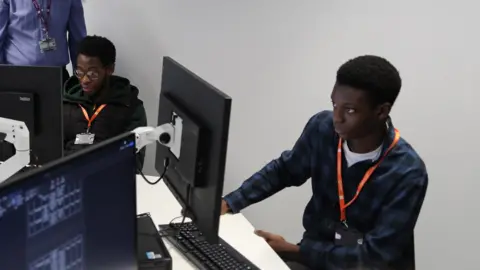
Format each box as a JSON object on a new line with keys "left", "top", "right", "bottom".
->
{"left": 0, "top": 92, "right": 35, "bottom": 132}
{"left": 155, "top": 57, "right": 232, "bottom": 244}
{"left": 0, "top": 65, "right": 63, "bottom": 164}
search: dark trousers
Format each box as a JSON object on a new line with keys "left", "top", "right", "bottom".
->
{"left": 277, "top": 251, "right": 312, "bottom": 270}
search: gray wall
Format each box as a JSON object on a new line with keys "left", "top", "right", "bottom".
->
{"left": 82, "top": 1, "right": 480, "bottom": 269}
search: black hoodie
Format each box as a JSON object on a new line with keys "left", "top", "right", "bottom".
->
{"left": 63, "top": 75, "right": 147, "bottom": 166}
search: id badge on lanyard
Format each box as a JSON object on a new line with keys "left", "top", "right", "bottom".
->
{"left": 74, "top": 104, "right": 107, "bottom": 145}
{"left": 75, "top": 133, "right": 95, "bottom": 145}
{"left": 334, "top": 129, "right": 400, "bottom": 246}
{"left": 32, "top": 0, "right": 57, "bottom": 52}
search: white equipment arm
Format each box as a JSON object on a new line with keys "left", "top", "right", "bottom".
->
{"left": 0, "top": 117, "right": 30, "bottom": 183}
{"left": 132, "top": 114, "right": 183, "bottom": 160}
{"left": 133, "top": 123, "right": 175, "bottom": 152}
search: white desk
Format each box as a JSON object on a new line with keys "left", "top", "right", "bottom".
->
{"left": 136, "top": 175, "right": 289, "bottom": 270}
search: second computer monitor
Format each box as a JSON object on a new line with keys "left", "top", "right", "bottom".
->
{"left": 0, "top": 65, "right": 63, "bottom": 166}
{"left": 0, "top": 133, "right": 138, "bottom": 270}
{"left": 155, "top": 57, "right": 232, "bottom": 244}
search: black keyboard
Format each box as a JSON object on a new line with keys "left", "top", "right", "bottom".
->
{"left": 158, "top": 222, "right": 259, "bottom": 270}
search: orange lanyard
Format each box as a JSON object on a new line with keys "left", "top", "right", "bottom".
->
{"left": 79, "top": 104, "right": 107, "bottom": 132}
{"left": 336, "top": 129, "right": 400, "bottom": 224}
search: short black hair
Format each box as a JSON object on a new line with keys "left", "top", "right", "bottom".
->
{"left": 78, "top": 35, "right": 116, "bottom": 66}
{"left": 336, "top": 55, "right": 402, "bottom": 106}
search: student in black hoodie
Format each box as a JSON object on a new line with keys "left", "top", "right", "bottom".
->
{"left": 63, "top": 35, "right": 147, "bottom": 166}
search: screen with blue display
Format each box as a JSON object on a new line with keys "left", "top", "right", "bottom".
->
{"left": 0, "top": 134, "right": 137, "bottom": 270}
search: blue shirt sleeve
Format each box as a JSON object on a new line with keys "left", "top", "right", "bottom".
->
{"left": 299, "top": 170, "right": 428, "bottom": 269}
{"left": 68, "top": 0, "right": 87, "bottom": 68}
{"left": 223, "top": 113, "right": 322, "bottom": 213}
{"left": 0, "top": 0, "right": 9, "bottom": 64}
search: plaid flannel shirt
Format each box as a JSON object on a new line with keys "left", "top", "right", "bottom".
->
{"left": 224, "top": 110, "right": 428, "bottom": 270}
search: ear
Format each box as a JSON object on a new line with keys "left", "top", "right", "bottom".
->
{"left": 375, "top": 102, "right": 391, "bottom": 121}
{"left": 105, "top": 64, "right": 115, "bottom": 76}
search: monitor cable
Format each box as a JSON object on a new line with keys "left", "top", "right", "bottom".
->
{"left": 137, "top": 156, "right": 169, "bottom": 185}
{"left": 165, "top": 184, "right": 193, "bottom": 237}
{"left": 168, "top": 184, "right": 192, "bottom": 227}
{"left": 180, "top": 184, "right": 192, "bottom": 226}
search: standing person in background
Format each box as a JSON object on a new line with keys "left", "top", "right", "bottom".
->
{"left": 0, "top": 0, "right": 86, "bottom": 84}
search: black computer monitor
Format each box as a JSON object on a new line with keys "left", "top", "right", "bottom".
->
{"left": 0, "top": 65, "right": 63, "bottom": 166}
{"left": 0, "top": 133, "right": 138, "bottom": 270}
{"left": 155, "top": 57, "right": 231, "bottom": 244}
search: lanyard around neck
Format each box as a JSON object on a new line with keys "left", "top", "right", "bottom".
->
{"left": 336, "top": 129, "right": 400, "bottom": 224}
{"left": 79, "top": 104, "right": 107, "bottom": 133}
{"left": 31, "top": 0, "right": 52, "bottom": 36}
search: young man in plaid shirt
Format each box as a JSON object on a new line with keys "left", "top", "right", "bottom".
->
{"left": 221, "top": 55, "right": 428, "bottom": 270}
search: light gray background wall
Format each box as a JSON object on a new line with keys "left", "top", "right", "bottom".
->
{"left": 80, "top": 1, "right": 480, "bottom": 269}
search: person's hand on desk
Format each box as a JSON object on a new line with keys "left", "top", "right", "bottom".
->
{"left": 220, "top": 200, "right": 298, "bottom": 251}
{"left": 220, "top": 199, "right": 230, "bottom": 215}
{"left": 254, "top": 230, "right": 299, "bottom": 253}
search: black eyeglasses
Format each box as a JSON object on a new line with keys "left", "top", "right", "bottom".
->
{"left": 74, "top": 69, "right": 100, "bottom": 81}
